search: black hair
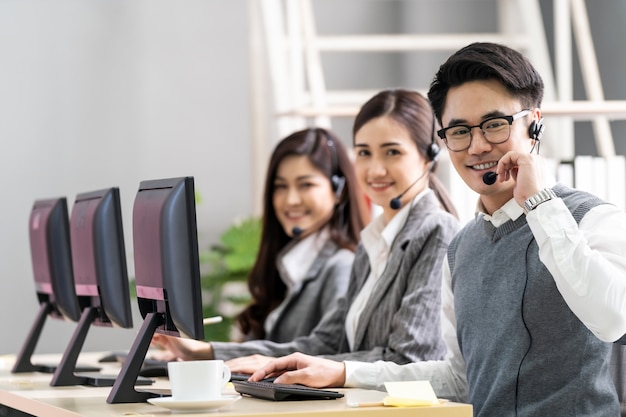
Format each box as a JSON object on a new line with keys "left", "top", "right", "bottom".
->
{"left": 428, "top": 42, "right": 544, "bottom": 125}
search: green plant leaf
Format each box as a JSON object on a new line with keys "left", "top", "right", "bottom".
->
{"left": 198, "top": 216, "right": 261, "bottom": 341}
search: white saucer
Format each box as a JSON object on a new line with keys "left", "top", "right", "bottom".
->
{"left": 148, "top": 395, "right": 241, "bottom": 413}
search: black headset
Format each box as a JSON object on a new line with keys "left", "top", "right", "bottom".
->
{"left": 307, "top": 128, "right": 346, "bottom": 199}
{"left": 325, "top": 135, "right": 346, "bottom": 199}
{"left": 529, "top": 119, "right": 545, "bottom": 141}
{"left": 528, "top": 118, "right": 545, "bottom": 154}
{"left": 388, "top": 114, "right": 439, "bottom": 210}
{"left": 427, "top": 112, "right": 441, "bottom": 161}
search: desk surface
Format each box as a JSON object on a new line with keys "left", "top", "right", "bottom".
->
{"left": 0, "top": 353, "right": 472, "bottom": 417}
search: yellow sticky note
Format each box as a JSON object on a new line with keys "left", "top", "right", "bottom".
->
{"left": 383, "top": 381, "right": 439, "bottom": 407}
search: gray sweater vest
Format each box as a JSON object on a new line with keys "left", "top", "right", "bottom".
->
{"left": 448, "top": 184, "right": 619, "bottom": 417}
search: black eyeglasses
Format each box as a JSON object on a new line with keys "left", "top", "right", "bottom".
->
{"left": 437, "top": 110, "right": 530, "bottom": 152}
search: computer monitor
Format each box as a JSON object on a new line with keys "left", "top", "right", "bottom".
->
{"left": 71, "top": 187, "right": 133, "bottom": 328}
{"left": 107, "top": 176, "right": 204, "bottom": 404}
{"left": 49, "top": 187, "right": 144, "bottom": 387}
{"left": 12, "top": 197, "right": 98, "bottom": 374}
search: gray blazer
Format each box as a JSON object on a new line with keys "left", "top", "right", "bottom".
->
{"left": 212, "top": 191, "right": 459, "bottom": 364}
{"left": 262, "top": 240, "right": 354, "bottom": 343}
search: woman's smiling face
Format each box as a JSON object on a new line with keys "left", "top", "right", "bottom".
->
{"left": 354, "top": 116, "right": 429, "bottom": 221}
{"left": 272, "top": 155, "right": 336, "bottom": 238}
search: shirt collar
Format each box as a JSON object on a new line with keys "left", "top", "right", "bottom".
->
{"left": 362, "top": 188, "right": 432, "bottom": 254}
{"left": 476, "top": 175, "right": 557, "bottom": 227}
{"left": 279, "top": 227, "right": 329, "bottom": 288}
{"left": 478, "top": 198, "right": 524, "bottom": 226}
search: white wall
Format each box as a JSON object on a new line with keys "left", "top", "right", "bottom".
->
{"left": 0, "top": 0, "right": 251, "bottom": 354}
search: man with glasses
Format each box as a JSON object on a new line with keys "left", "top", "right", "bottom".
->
{"left": 249, "top": 42, "right": 626, "bottom": 417}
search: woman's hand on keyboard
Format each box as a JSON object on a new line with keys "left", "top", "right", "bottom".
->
{"left": 249, "top": 352, "right": 346, "bottom": 388}
{"left": 226, "top": 354, "right": 273, "bottom": 374}
{"left": 150, "top": 334, "right": 214, "bottom": 361}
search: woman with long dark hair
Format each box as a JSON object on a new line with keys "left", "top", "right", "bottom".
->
{"left": 236, "top": 127, "right": 369, "bottom": 342}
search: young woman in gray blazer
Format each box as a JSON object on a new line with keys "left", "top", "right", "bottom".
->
{"left": 153, "top": 90, "right": 459, "bottom": 372}
{"left": 235, "top": 128, "right": 369, "bottom": 343}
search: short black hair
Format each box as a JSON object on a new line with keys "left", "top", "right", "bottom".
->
{"left": 428, "top": 42, "right": 544, "bottom": 124}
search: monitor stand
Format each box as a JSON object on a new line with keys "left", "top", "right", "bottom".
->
{"left": 107, "top": 312, "right": 169, "bottom": 403}
{"left": 50, "top": 307, "right": 153, "bottom": 387}
{"left": 12, "top": 302, "right": 100, "bottom": 374}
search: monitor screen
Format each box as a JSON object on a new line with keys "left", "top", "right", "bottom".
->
{"left": 107, "top": 176, "right": 204, "bottom": 403}
{"left": 70, "top": 187, "right": 133, "bottom": 328}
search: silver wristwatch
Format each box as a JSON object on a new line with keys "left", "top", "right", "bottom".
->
{"left": 523, "top": 188, "right": 557, "bottom": 214}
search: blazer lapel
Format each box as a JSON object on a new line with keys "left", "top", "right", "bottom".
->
{"left": 304, "top": 240, "right": 338, "bottom": 282}
{"left": 268, "top": 240, "right": 338, "bottom": 338}
{"left": 349, "top": 245, "right": 371, "bottom": 296}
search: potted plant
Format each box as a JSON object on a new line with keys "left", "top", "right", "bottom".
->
{"left": 199, "top": 216, "right": 261, "bottom": 341}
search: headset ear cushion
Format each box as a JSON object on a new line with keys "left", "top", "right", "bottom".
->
{"left": 427, "top": 143, "right": 440, "bottom": 161}
{"left": 529, "top": 120, "right": 545, "bottom": 141}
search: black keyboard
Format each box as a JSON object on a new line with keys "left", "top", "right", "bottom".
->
{"left": 230, "top": 372, "right": 253, "bottom": 382}
{"left": 230, "top": 372, "right": 276, "bottom": 382}
{"left": 232, "top": 380, "right": 344, "bottom": 401}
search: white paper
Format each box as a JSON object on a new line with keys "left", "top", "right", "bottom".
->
{"left": 384, "top": 380, "right": 438, "bottom": 405}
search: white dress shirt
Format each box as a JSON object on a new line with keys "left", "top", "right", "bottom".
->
{"left": 344, "top": 185, "right": 626, "bottom": 401}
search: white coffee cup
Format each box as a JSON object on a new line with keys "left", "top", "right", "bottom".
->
{"left": 167, "top": 360, "right": 231, "bottom": 401}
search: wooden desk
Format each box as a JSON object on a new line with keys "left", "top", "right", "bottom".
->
{"left": 0, "top": 353, "right": 472, "bottom": 417}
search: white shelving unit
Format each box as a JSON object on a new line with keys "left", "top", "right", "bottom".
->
{"left": 247, "top": 0, "right": 626, "bottom": 217}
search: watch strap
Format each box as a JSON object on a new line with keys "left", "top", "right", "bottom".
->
{"left": 523, "top": 188, "right": 557, "bottom": 214}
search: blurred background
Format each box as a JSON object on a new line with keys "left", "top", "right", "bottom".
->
{"left": 1, "top": 0, "right": 625, "bottom": 355}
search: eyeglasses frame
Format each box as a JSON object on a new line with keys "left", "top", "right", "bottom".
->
{"left": 437, "top": 109, "right": 531, "bottom": 152}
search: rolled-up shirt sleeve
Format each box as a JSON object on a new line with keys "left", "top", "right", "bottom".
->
{"left": 526, "top": 199, "right": 626, "bottom": 342}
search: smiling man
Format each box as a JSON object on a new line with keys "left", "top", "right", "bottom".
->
{"left": 250, "top": 42, "right": 626, "bottom": 417}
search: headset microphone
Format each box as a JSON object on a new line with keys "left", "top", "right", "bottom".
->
{"left": 389, "top": 162, "right": 434, "bottom": 210}
{"left": 292, "top": 226, "right": 304, "bottom": 237}
{"left": 483, "top": 171, "right": 498, "bottom": 185}
{"left": 389, "top": 195, "right": 405, "bottom": 210}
